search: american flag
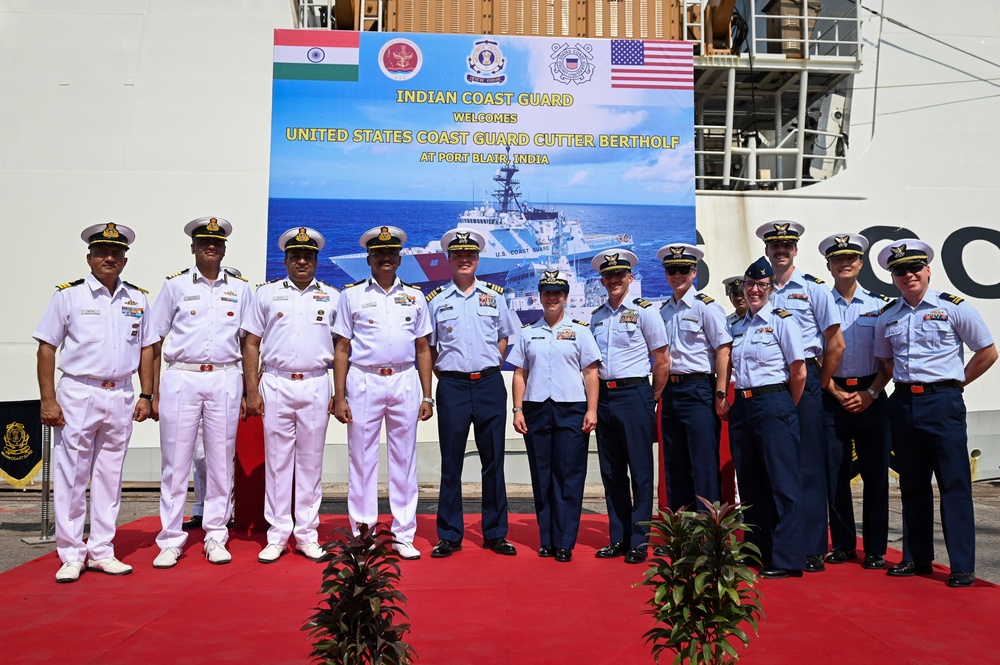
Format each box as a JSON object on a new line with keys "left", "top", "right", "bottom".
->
{"left": 610, "top": 40, "right": 694, "bottom": 91}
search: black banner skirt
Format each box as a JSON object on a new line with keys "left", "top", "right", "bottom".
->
{"left": 0, "top": 400, "right": 43, "bottom": 489}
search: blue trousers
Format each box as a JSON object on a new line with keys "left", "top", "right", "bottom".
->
{"left": 661, "top": 377, "right": 721, "bottom": 511}
{"left": 523, "top": 399, "right": 589, "bottom": 550}
{"left": 798, "top": 362, "right": 831, "bottom": 556}
{"left": 596, "top": 383, "right": 655, "bottom": 548}
{"left": 888, "top": 387, "right": 975, "bottom": 572}
{"left": 435, "top": 372, "right": 509, "bottom": 542}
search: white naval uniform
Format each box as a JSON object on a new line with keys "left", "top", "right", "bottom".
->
{"left": 333, "top": 277, "right": 431, "bottom": 543}
{"left": 32, "top": 274, "right": 157, "bottom": 564}
{"left": 243, "top": 278, "right": 339, "bottom": 547}
{"left": 151, "top": 267, "right": 251, "bottom": 550}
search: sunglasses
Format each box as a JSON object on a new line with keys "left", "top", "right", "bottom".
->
{"left": 891, "top": 262, "right": 926, "bottom": 277}
{"left": 665, "top": 265, "right": 693, "bottom": 276}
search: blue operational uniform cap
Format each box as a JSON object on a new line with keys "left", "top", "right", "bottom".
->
{"left": 591, "top": 249, "right": 637, "bottom": 274}
{"left": 360, "top": 225, "right": 407, "bottom": 251}
{"left": 538, "top": 269, "right": 570, "bottom": 293}
{"left": 876, "top": 238, "right": 934, "bottom": 270}
{"left": 184, "top": 216, "right": 232, "bottom": 242}
{"left": 441, "top": 227, "right": 485, "bottom": 252}
{"left": 278, "top": 226, "right": 325, "bottom": 252}
{"left": 656, "top": 243, "right": 703, "bottom": 266}
{"left": 745, "top": 256, "right": 774, "bottom": 279}
{"left": 818, "top": 232, "right": 868, "bottom": 259}
{"left": 755, "top": 220, "right": 804, "bottom": 243}
{"left": 81, "top": 222, "right": 135, "bottom": 249}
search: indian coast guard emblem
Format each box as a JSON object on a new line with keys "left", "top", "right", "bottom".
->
{"left": 296, "top": 228, "right": 311, "bottom": 242}
{"left": 466, "top": 39, "right": 506, "bottom": 85}
{"left": 103, "top": 222, "right": 120, "bottom": 239}
{"left": 2, "top": 422, "right": 31, "bottom": 462}
{"left": 378, "top": 226, "right": 392, "bottom": 242}
{"left": 549, "top": 43, "right": 595, "bottom": 85}
{"left": 207, "top": 218, "right": 220, "bottom": 232}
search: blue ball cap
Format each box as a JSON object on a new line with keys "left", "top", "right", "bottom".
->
{"left": 745, "top": 256, "right": 774, "bottom": 280}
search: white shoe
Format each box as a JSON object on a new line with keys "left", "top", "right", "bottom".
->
{"left": 204, "top": 539, "right": 232, "bottom": 565}
{"left": 296, "top": 542, "right": 325, "bottom": 561}
{"left": 87, "top": 557, "right": 133, "bottom": 576}
{"left": 55, "top": 561, "right": 84, "bottom": 583}
{"left": 153, "top": 547, "right": 182, "bottom": 569}
{"left": 258, "top": 543, "right": 286, "bottom": 564}
{"left": 393, "top": 542, "right": 421, "bottom": 560}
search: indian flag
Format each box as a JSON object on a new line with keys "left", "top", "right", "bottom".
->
{"left": 273, "top": 29, "right": 359, "bottom": 82}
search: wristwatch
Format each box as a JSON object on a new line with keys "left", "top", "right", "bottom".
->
{"left": 865, "top": 388, "right": 878, "bottom": 399}
{"left": 421, "top": 397, "right": 435, "bottom": 407}
{"left": 715, "top": 390, "right": 727, "bottom": 399}
{"left": 512, "top": 407, "right": 523, "bottom": 413}
{"left": 139, "top": 393, "right": 153, "bottom": 401}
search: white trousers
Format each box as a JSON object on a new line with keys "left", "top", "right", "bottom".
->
{"left": 259, "top": 372, "right": 331, "bottom": 547}
{"left": 192, "top": 424, "right": 206, "bottom": 517}
{"left": 156, "top": 367, "right": 241, "bottom": 549}
{"left": 53, "top": 377, "right": 133, "bottom": 564}
{"left": 346, "top": 365, "right": 419, "bottom": 543}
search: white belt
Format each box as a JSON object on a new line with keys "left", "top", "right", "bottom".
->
{"left": 263, "top": 365, "right": 328, "bottom": 381}
{"left": 351, "top": 362, "right": 413, "bottom": 376}
{"left": 63, "top": 374, "right": 130, "bottom": 390}
{"left": 168, "top": 361, "right": 239, "bottom": 372}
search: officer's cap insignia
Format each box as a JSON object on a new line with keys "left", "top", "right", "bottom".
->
{"left": 543, "top": 270, "right": 559, "bottom": 281}
{"left": 378, "top": 226, "right": 392, "bottom": 242}
{"left": 774, "top": 223, "right": 789, "bottom": 234}
{"left": 103, "top": 223, "right": 120, "bottom": 239}
{"left": 835, "top": 235, "right": 850, "bottom": 248}
{"left": 890, "top": 244, "right": 906, "bottom": 258}
{"left": 207, "top": 218, "right": 220, "bottom": 232}
{"left": 295, "top": 228, "right": 310, "bottom": 242}
{"left": 670, "top": 246, "right": 685, "bottom": 258}
{"left": 456, "top": 231, "right": 470, "bottom": 244}
{"left": 604, "top": 253, "right": 619, "bottom": 266}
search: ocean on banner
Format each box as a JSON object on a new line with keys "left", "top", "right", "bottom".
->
{"left": 266, "top": 198, "right": 694, "bottom": 298}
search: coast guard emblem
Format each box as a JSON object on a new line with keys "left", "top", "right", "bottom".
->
{"left": 467, "top": 39, "right": 506, "bottom": 85}
{"left": 378, "top": 226, "right": 392, "bottom": 241}
{"left": 2, "top": 423, "right": 31, "bottom": 462}
{"left": 296, "top": 228, "right": 310, "bottom": 242}
{"left": 549, "top": 43, "right": 595, "bottom": 85}
{"left": 605, "top": 253, "right": 619, "bottom": 266}
{"left": 890, "top": 244, "right": 907, "bottom": 258}
{"left": 541, "top": 270, "right": 560, "bottom": 283}
{"left": 835, "top": 235, "right": 850, "bottom": 248}
{"left": 103, "top": 223, "right": 120, "bottom": 239}
{"left": 773, "top": 223, "right": 789, "bottom": 234}
{"left": 670, "top": 246, "right": 685, "bottom": 259}
{"left": 207, "top": 218, "right": 220, "bottom": 232}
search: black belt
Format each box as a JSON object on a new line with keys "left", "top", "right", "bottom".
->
{"left": 668, "top": 373, "right": 712, "bottom": 384}
{"left": 833, "top": 373, "right": 877, "bottom": 390}
{"left": 805, "top": 357, "right": 821, "bottom": 367}
{"left": 439, "top": 366, "right": 501, "bottom": 381}
{"left": 734, "top": 383, "right": 788, "bottom": 399}
{"left": 895, "top": 380, "right": 961, "bottom": 395}
{"left": 600, "top": 377, "right": 649, "bottom": 390}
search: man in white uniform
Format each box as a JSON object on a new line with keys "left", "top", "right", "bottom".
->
{"left": 333, "top": 225, "right": 434, "bottom": 560}
{"left": 244, "top": 227, "right": 339, "bottom": 563}
{"left": 34, "top": 222, "right": 156, "bottom": 583}
{"left": 150, "top": 217, "right": 251, "bottom": 567}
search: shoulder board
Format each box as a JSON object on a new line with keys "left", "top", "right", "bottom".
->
{"left": 317, "top": 280, "right": 339, "bottom": 292}
{"left": 165, "top": 268, "right": 191, "bottom": 280}
{"left": 400, "top": 280, "right": 422, "bottom": 291}
{"left": 425, "top": 286, "right": 444, "bottom": 302}
{"left": 632, "top": 297, "right": 653, "bottom": 309}
{"left": 55, "top": 278, "right": 85, "bottom": 291}
{"left": 695, "top": 293, "right": 715, "bottom": 305}
{"left": 867, "top": 290, "right": 892, "bottom": 302}
{"left": 124, "top": 281, "right": 149, "bottom": 294}
{"left": 573, "top": 319, "right": 590, "bottom": 327}
{"left": 344, "top": 279, "right": 367, "bottom": 289}
{"left": 878, "top": 300, "right": 897, "bottom": 314}
{"left": 591, "top": 305, "right": 602, "bottom": 315}
{"left": 484, "top": 282, "right": 505, "bottom": 294}
{"left": 522, "top": 321, "right": 533, "bottom": 328}
{"left": 941, "top": 292, "right": 965, "bottom": 305}
{"left": 224, "top": 269, "right": 247, "bottom": 282}
{"left": 772, "top": 308, "right": 792, "bottom": 319}
{"left": 257, "top": 277, "right": 282, "bottom": 288}
{"left": 804, "top": 273, "right": 825, "bottom": 284}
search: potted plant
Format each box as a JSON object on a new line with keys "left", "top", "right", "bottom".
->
{"left": 303, "top": 521, "right": 416, "bottom": 665}
{"left": 640, "top": 500, "right": 764, "bottom": 664}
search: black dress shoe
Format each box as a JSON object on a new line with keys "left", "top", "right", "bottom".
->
{"left": 227, "top": 516, "right": 235, "bottom": 529}
{"left": 538, "top": 546, "right": 555, "bottom": 558}
{"left": 863, "top": 553, "right": 887, "bottom": 570}
{"left": 181, "top": 515, "right": 203, "bottom": 530}
{"left": 805, "top": 554, "right": 826, "bottom": 572}
{"left": 482, "top": 537, "right": 517, "bottom": 556}
{"left": 824, "top": 548, "right": 858, "bottom": 564}
{"left": 554, "top": 548, "right": 572, "bottom": 563}
{"left": 431, "top": 539, "right": 462, "bottom": 558}
{"left": 761, "top": 567, "right": 804, "bottom": 579}
{"left": 595, "top": 542, "right": 627, "bottom": 559}
{"left": 652, "top": 546, "right": 669, "bottom": 558}
{"left": 624, "top": 548, "right": 647, "bottom": 564}
{"left": 947, "top": 572, "right": 975, "bottom": 588}
{"left": 886, "top": 560, "right": 934, "bottom": 577}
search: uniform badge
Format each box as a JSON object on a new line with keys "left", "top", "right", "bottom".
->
{"left": 549, "top": 42, "right": 595, "bottom": 85}
{"left": 755, "top": 326, "right": 774, "bottom": 334}
{"left": 604, "top": 253, "right": 619, "bottom": 267}
{"left": 295, "top": 228, "right": 311, "bottom": 242}
{"left": 669, "top": 246, "right": 686, "bottom": 259}
{"left": 124, "top": 299, "right": 138, "bottom": 306}
{"left": 890, "top": 244, "right": 907, "bottom": 259}
{"left": 362, "top": 301, "right": 376, "bottom": 308}
{"left": 394, "top": 293, "right": 416, "bottom": 306}
{"left": 556, "top": 328, "right": 577, "bottom": 341}
{"left": 222, "top": 290, "right": 239, "bottom": 303}
{"left": 122, "top": 305, "right": 144, "bottom": 318}
{"left": 788, "top": 293, "right": 810, "bottom": 300}
{"left": 479, "top": 292, "right": 497, "bottom": 308}
{"left": 313, "top": 291, "right": 329, "bottom": 302}
{"left": 835, "top": 235, "right": 851, "bottom": 248}
{"left": 773, "top": 222, "right": 789, "bottom": 235}
{"left": 207, "top": 218, "right": 220, "bottom": 232}
{"left": 103, "top": 223, "right": 120, "bottom": 239}
{"left": 619, "top": 310, "right": 639, "bottom": 325}
{"left": 378, "top": 226, "right": 392, "bottom": 242}
{"left": 184, "top": 295, "right": 200, "bottom": 301}
{"left": 924, "top": 310, "right": 949, "bottom": 321}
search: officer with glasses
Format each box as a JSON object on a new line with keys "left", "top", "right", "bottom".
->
{"left": 874, "top": 239, "right": 996, "bottom": 588}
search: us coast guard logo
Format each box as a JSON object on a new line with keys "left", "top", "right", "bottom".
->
{"left": 773, "top": 223, "right": 790, "bottom": 235}
{"left": 890, "top": 244, "right": 907, "bottom": 259}
{"left": 456, "top": 231, "right": 471, "bottom": 244}
{"left": 605, "top": 253, "right": 619, "bottom": 267}
{"left": 549, "top": 43, "right": 594, "bottom": 85}
{"left": 540, "top": 270, "right": 560, "bottom": 284}
{"left": 466, "top": 40, "right": 506, "bottom": 85}
{"left": 669, "top": 247, "right": 685, "bottom": 259}
{"left": 2, "top": 422, "right": 31, "bottom": 462}
{"left": 835, "top": 235, "right": 850, "bottom": 248}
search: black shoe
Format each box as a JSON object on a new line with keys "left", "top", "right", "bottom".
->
{"left": 886, "top": 560, "right": 934, "bottom": 577}
{"left": 652, "top": 546, "right": 669, "bottom": 558}
{"left": 624, "top": 548, "right": 647, "bottom": 564}
{"left": 805, "top": 554, "right": 826, "bottom": 572}
{"left": 554, "top": 548, "right": 572, "bottom": 563}
{"left": 181, "top": 516, "right": 203, "bottom": 530}
{"left": 863, "top": 553, "right": 887, "bottom": 570}
{"left": 538, "top": 546, "right": 555, "bottom": 558}
{"left": 824, "top": 548, "right": 858, "bottom": 564}
{"left": 595, "top": 542, "right": 627, "bottom": 559}
{"left": 227, "top": 516, "right": 235, "bottom": 529}
{"left": 482, "top": 537, "right": 517, "bottom": 556}
{"left": 431, "top": 539, "right": 462, "bottom": 558}
{"left": 947, "top": 572, "right": 975, "bottom": 588}
{"left": 761, "top": 567, "right": 804, "bottom": 579}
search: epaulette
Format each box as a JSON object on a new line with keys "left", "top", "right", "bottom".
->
{"left": 224, "top": 268, "right": 248, "bottom": 282}
{"left": 878, "top": 300, "right": 897, "bottom": 314}
{"left": 868, "top": 290, "right": 892, "bottom": 302}
{"left": 400, "top": 280, "right": 422, "bottom": 291}
{"left": 592, "top": 305, "right": 602, "bottom": 315}
{"left": 425, "top": 286, "right": 444, "bottom": 302}
{"left": 55, "top": 278, "right": 84, "bottom": 291}
{"left": 573, "top": 319, "right": 590, "bottom": 327}
{"left": 484, "top": 282, "right": 505, "bottom": 295}
{"left": 343, "top": 279, "right": 367, "bottom": 289}
{"left": 695, "top": 293, "right": 715, "bottom": 305}
{"left": 522, "top": 321, "right": 533, "bottom": 328}
{"left": 165, "top": 268, "right": 190, "bottom": 280}
{"left": 632, "top": 297, "right": 653, "bottom": 309}
{"left": 804, "top": 273, "right": 825, "bottom": 284}
{"left": 257, "top": 278, "right": 282, "bottom": 288}
{"left": 317, "top": 280, "right": 339, "bottom": 292}
{"left": 942, "top": 292, "right": 965, "bottom": 305}
{"left": 772, "top": 308, "right": 792, "bottom": 318}
{"left": 124, "top": 281, "right": 149, "bottom": 294}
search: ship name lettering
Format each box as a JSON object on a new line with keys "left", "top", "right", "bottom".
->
{"left": 598, "top": 134, "right": 681, "bottom": 149}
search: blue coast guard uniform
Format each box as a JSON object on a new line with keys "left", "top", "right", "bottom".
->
{"left": 427, "top": 228, "right": 520, "bottom": 550}
{"left": 590, "top": 250, "right": 668, "bottom": 559}
{"left": 875, "top": 240, "right": 994, "bottom": 579}
{"left": 657, "top": 243, "right": 732, "bottom": 511}
{"left": 757, "top": 221, "right": 842, "bottom": 562}
{"left": 817, "top": 233, "right": 892, "bottom": 563}
{"left": 729, "top": 257, "right": 806, "bottom": 573}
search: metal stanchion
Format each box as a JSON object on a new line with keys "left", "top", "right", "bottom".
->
{"left": 22, "top": 424, "right": 55, "bottom": 545}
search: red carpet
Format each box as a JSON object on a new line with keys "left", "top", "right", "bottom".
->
{"left": 3, "top": 514, "right": 997, "bottom": 664}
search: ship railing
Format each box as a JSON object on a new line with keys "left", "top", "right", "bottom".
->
{"left": 292, "top": 0, "right": 337, "bottom": 29}
{"left": 746, "top": 1, "right": 861, "bottom": 62}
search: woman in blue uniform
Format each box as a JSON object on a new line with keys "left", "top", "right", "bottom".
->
{"left": 729, "top": 257, "right": 807, "bottom": 579}
{"left": 508, "top": 270, "right": 601, "bottom": 562}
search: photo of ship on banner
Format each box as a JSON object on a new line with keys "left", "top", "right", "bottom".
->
{"left": 268, "top": 30, "right": 695, "bottom": 321}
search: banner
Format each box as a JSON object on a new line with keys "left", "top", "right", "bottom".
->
{"left": 268, "top": 31, "right": 696, "bottom": 320}
{"left": 0, "top": 400, "right": 43, "bottom": 489}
